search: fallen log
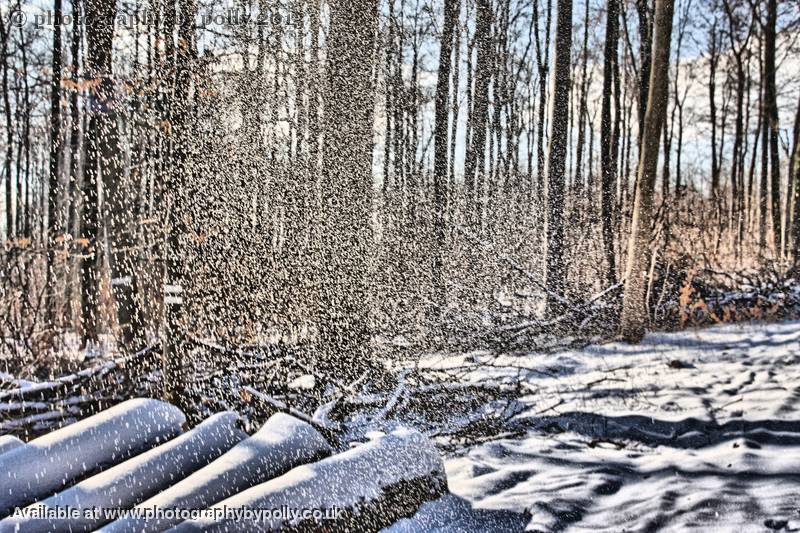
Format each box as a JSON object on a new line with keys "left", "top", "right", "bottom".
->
{"left": 0, "top": 346, "right": 158, "bottom": 403}
{"left": 240, "top": 386, "right": 340, "bottom": 446}
{"left": 167, "top": 428, "right": 447, "bottom": 532}
{"left": 100, "top": 413, "right": 332, "bottom": 533}
{"left": 0, "top": 435, "right": 22, "bottom": 455}
{"left": 0, "top": 395, "right": 130, "bottom": 438}
{"left": 0, "top": 398, "right": 185, "bottom": 518}
{"left": 0, "top": 399, "right": 51, "bottom": 416}
{"left": 0, "top": 408, "right": 81, "bottom": 433}
{"left": 2, "top": 412, "right": 245, "bottom": 533}
{"left": 0, "top": 394, "right": 119, "bottom": 420}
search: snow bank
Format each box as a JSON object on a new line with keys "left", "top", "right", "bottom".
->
{"left": 100, "top": 413, "right": 331, "bottom": 533}
{"left": 0, "top": 412, "right": 244, "bottom": 533}
{"left": 0, "top": 436, "right": 23, "bottom": 456}
{"left": 0, "top": 398, "right": 185, "bottom": 518}
{"left": 167, "top": 428, "right": 446, "bottom": 532}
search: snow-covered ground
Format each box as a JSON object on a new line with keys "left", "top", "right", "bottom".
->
{"left": 395, "top": 321, "right": 800, "bottom": 532}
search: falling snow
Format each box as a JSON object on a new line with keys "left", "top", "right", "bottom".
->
{"left": 1, "top": 0, "right": 800, "bottom": 530}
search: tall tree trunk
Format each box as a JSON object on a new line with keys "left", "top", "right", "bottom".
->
{"left": 47, "top": 0, "right": 63, "bottom": 319}
{"left": 534, "top": 0, "right": 553, "bottom": 199}
{"left": 759, "top": 31, "right": 768, "bottom": 252}
{"left": 764, "top": 0, "right": 781, "bottom": 255}
{"left": 317, "top": 0, "right": 378, "bottom": 380}
{"left": 67, "top": 0, "right": 82, "bottom": 239}
{"left": 782, "top": 89, "right": 794, "bottom": 252}
{"left": 65, "top": 0, "right": 83, "bottom": 323}
{"left": 407, "top": 13, "right": 420, "bottom": 196}
{"left": 162, "top": 0, "right": 197, "bottom": 408}
{"left": 464, "top": 0, "right": 491, "bottom": 222}
{"left": 0, "top": 12, "right": 13, "bottom": 247}
{"left": 80, "top": 0, "right": 116, "bottom": 346}
{"left": 670, "top": 0, "right": 690, "bottom": 198}
{"left": 708, "top": 16, "right": 720, "bottom": 198}
{"left": 612, "top": 28, "right": 622, "bottom": 213}
{"left": 791, "top": 93, "right": 800, "bottom": 263}
{"left": 721, "top": 0, "right": 751, "bottom": 255}
{"left": 620, "top": 0, "right": 674, "bottom": 342}
{"left": 98, "top": 12, "right": 145, "bottom": 349}
{"left": 587, "top": 108, "right": 596, "bottom": 199}
{"left": 635, "top": 0, "right": 652, "bottom": 148}
{"left": 383, "top": 0, "right": 395, "bottom": 194}
{"left": 448, "top": 19, "right": 462, "bottom": 194}
{"left": 747, "top": 87, "right": 760, "bottom": 233}
{"left": 307, "top": 0, "right": 321, "bottom": 205}
{"left": 18, "top": 25, "right": 31, "bottom": 241}
{"left": 662, "top": 106, "right": 671, "bottom": 196}
{"left": 544, "top": 0, "right": 573, "bottom": 311}
{"left": 601, "top": 0, "right": 620, "bottom": 287}
{"left": 573, "top": 0, "right": 590, "bottom": 195}
{"left": 432, "top": 0, "right": 460, "bottom": 319}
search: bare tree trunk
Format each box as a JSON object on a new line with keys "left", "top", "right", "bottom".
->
{"left": 463, "top": 0, "right": 491, "bottom": 223}
{"left": 17, "top": 24, "right": 31, "bottom": 241}
{"left": 80, "top": 0, "right": 117, "bottom": 346}
{"left": 675, "top": 90, "right": 685, "bottom": 196}
{"left": 635, "top": 0, "right": 652, "bottom": 148}
{"left": 573, "top": 0, "right": 590, "bottom": 195}
{"left": 764, "top": 0, "right": 781, "bottom": 255}
{"left": 395, "top": 1, "right": 407, "bottom": 195}
{"left": 708, "top": 16, "right": 720, "bottom": 198}
{"left": 533, "top": 0, "right": 553, "bottom": 199}
{"left": 758, "top": 29, "right": 768, "bottom": 252}
{"left": 448, "top": 19, "right": 462, "bottom": 194}
{"left": 544, "top": 0, "right": 573, "bottom": 312}
{"left": 407, "top": 12, "right": 420, "bottom": 198}
{"left": 65, "top": 0, "right": 83, "bottom": 323}
{"left": 601, "top": 0, "right": 620, "bottom": 287}
{"left": 670, "top": 0, "right": 691, "bottom": 198}
{"left": 742, "top": 45, "right": 753, "bottom": 220}
{"left": 162, "top": 0, "right": 197, "bottom": 408}
{"left": 747, "top": 86, "right": 760, "bottom": 233}
{"left": 662, "top": 105, "right": 671, "bottom": 196}
{"left": 620, "top": 0, "right": 674, "bottom": 342}
{"left": 89, "top": 2, "right": 145, "bottom": 350}
{"left": 791, "top": 93, "right": 800, "bottom": 263}
{"left": 0, "top": 12, "right": 13, "bottom": 246}
{"left": 782, "top": 91, "right": 794, "bottom": 254}
{"left": 307, "top": 0, "right": 321, "bottom": 212}
{"left": 721, "top": 0, "right": 752, "bottom": 256}
{"left": 432, "top": 0, "right": 460, "bottom": 320}
{"left": 383, "top": 0, "right": 395, "bottom": 194}
{"left": 317, "top": 0, "right": 378, "bottom": 380}
{"left": 46, "top": 0, "right": 63, "bottom": 319}
{"left": 587, "top": 108, "right": 596, "bottom": 199}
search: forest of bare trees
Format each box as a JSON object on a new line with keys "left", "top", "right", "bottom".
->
{"left": 0, "top": 0, "right": 799, "bottom": 391}
{"left": 3, "top": 2, "right": 800, "bottom": 530}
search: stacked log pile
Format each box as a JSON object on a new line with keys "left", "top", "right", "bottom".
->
{"left": 0, "top": 399, "right": 447, "bottom": 533}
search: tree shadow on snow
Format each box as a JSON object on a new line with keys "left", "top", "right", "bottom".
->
{"left": 640, "top": 328, "right": 800, "bottom": 354}
{"left": 518, "top": 411, "right": 800, "bottom": 449}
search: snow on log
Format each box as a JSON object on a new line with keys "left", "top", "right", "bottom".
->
{"left": 0, "top": 436, "right": 23, "bottom": 457}
{"left": 0, "top": 398, "right": 185, "bottom": 518}
{"left": 100, "top": 413, "right": 332, "bottom": 533}
{"left": 0, "top": 412, "right": 245, "bottom": 533}
{"left": 167, "top": 427, "right": 447, "bottom": 532}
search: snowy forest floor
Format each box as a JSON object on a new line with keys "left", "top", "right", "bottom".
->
{"left": 4, "top": 320, "right": 800, "bottom": 531}
{"left": 392, "top": 321, "right": 800, "bottom": 532}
